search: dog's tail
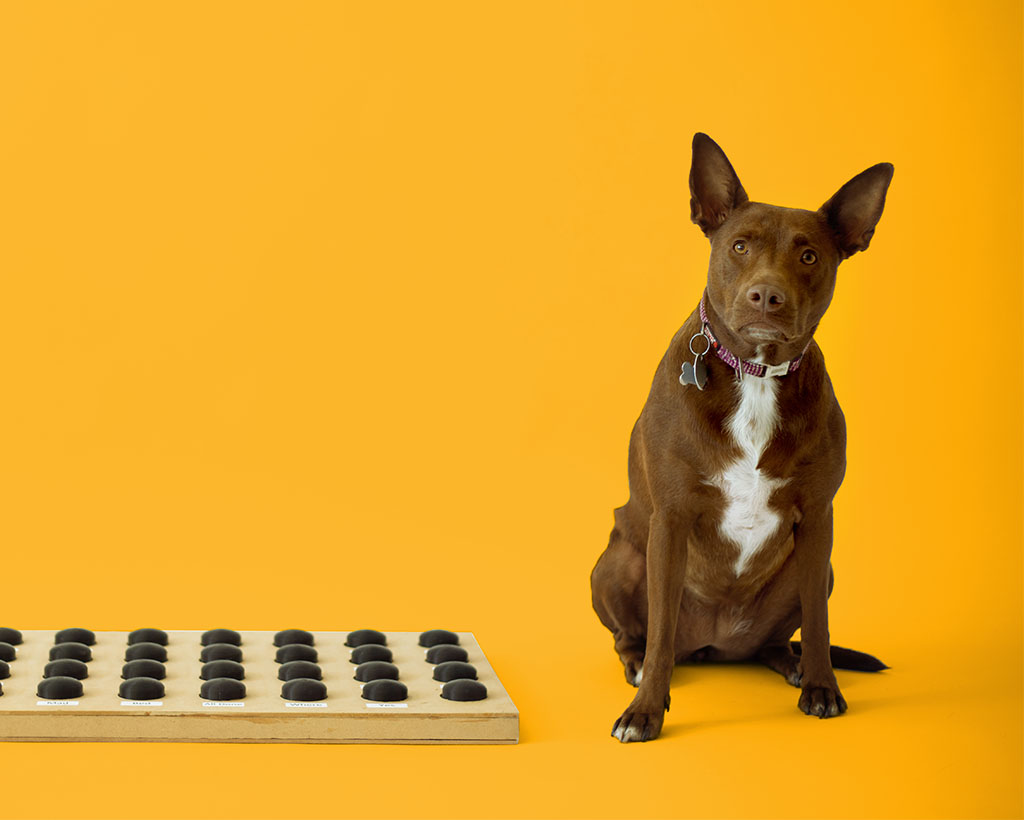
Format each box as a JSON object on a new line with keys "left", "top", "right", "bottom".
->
{"left": 790, "top": 641, "right": 889, "bottom": 672}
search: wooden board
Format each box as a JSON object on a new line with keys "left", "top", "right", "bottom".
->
{"left": 0, "top": 630, "right": 518, "bottom": 744}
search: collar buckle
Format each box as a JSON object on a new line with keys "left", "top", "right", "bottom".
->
{"left": 764, "top": 362, "right": 790, "bottom": 378}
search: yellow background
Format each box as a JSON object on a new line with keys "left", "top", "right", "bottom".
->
{"left": 0, "top": 2, "right": 1020, "bottom": 818}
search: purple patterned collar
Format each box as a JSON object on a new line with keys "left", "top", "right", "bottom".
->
{"left": 698, "top": 292, "right": 807, "bottom": 379}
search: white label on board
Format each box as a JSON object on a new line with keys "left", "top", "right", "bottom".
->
{"left": 365, "top": 703, "right": 409, "bottom": 709}
{"left": 121, "top": 701, "right": 163, "bottom": 707}
{"left": 285, "top": 702, "right": 328, "bottom": 709}
{"left": 202, "top": 702, "right": 245, "bottom": 708}
{"left": 37, "top": 700, "right": 79, "bottom": 706}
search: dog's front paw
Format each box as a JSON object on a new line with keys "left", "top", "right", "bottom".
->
{"left": 798, "top": 684, "right": 848, "bottom": 718}
{"left": 611, "top": 704, "right": 665, "bottom": 743}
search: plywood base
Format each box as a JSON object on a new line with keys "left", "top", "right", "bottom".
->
{"left": 0, "top": 631, "right": 518, "bottom": 744}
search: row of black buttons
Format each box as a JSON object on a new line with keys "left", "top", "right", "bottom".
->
{"left": 0, "top": 627, "right": 488, "bottom": 703}
{"left": 37, "top": 629, "right": 98, "bottom": 700}
{"left": 0, "top": 627, "right": 24, "bottom": 696}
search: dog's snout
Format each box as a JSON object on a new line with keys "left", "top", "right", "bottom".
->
{"left": 746, "top": 283, "right": 787, "bottom": 313}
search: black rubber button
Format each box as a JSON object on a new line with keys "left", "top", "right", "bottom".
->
{"left": 125, "top": 642, "right": 167, "bottom": 662}
{"left": 281, "top": 678, "right": 327, "bottom": 701}
{"left": 419, "top": 629, "right": 459, "bottom": 647}
{"left": 50, "top": 642, "right": 92, "bottom": 662}
{"left": 44, "top": 659, "right": 89, "bottom": 680}
{"left": 278, "top": 661, "right": 321, "bottom": 681}
{"left": 55, "top": 628, "right": 95, "bottom": 646}
{"left": 200, "top": 678, "right": 246, "bottom": 700}
{"left": 354, "top": 661, "right": 399, "bottom": 682}
{"left": 275, "top": 644, "right": 318, "bottom": 664}
{"left": 0, "top": 661, "right": 9, "bottom": 680}
{"left": 37, "top": 676, "right": 84, "bottom": 700}
{"left": 361, "top": 679, "right": 407, "bottom": 702}
{"left": 128, "top": 628, "right": 168, "bottom": 646}
{"left": 201, "top": 629, "right": 241, "bottom": 647}
{"left": 349, "top": 644, "right": 392, "bottom": 664}
{"left": 0, "top": 628, "right": 22, "bottom": 645}
{"left": 200, "top": 643, "right": 244, "bottom": 663}
{"left": 118, "top": 677, "right": 165, "bottom": 700}
{"left": 0, "top": 643, "right": 15, "bottom": 662}
{"left": 200, "top": 660, "right": 245, "bottom": 681}
{"left": 441, "top": 679, "right": 488, "bottom": 701}
{"left": 345, "top": 629, "right": 387, "bottom": 647}
{"left": 122, "top": 659, "right": 166, "bottom": 680}
{"left": 273, "top": 629, "right": 314, "bottom": 647}
{"left": 433, "top": 661, "right": 478, "bottom": 682}
{"left": 425, "top": 644, "right": 469, "bottom": 664}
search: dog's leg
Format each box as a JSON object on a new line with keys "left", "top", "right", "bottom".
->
{"left": 756, "top": 643, "right": 802, "bottom": 687}
{"left": 794, "top": 504, "right": 847, "bottom": 717}
{"left": 755, "top": 602, "right": 803, "bottom": 686}
{"left": 611, "top": 511, "right": 691, "bottom": 742}
{"left": 591, "top": 528, "right": 648, "bottom": 686}
{"left": 615, "top": 636, "right": 646, "bottom": 687}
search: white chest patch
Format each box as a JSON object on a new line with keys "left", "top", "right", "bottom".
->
{"left": 711, "top": 371, "right": 787, "bottom": 576}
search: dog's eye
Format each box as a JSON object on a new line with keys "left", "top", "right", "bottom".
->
{"left": 732, "top": 240, "right": 748, "bottom": 254}
{"left": 800, "top": 250, "right": 817, "bottom": 265}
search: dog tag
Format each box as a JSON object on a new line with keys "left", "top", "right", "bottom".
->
{"left": 679, "top": 358, "right": 707, "bottom": 390}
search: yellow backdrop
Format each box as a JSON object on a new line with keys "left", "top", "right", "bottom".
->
{"left": 0, "top": 2, "right": 1020, "bottom": 818}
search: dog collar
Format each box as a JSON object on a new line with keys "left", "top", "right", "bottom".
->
{"left": 698, "top": 293, "right": 806, "bottom": 379}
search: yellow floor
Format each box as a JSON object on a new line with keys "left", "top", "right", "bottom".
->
{"left": 0, "top": 620, "right": 1019, "bottom": 819}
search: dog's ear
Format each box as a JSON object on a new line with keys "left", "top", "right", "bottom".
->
{"left": 689, "top": 133, "right": 748, "bottom": 237}
{"left": 819, "top": 163, "right": 894, "bottom": 259}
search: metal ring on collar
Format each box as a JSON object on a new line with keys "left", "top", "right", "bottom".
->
{"left": 688, "top": 332, "right": 711, "bottom": 357}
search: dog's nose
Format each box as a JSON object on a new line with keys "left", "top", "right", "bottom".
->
{"left": 746, "top": 283, "right": 787, "bottom": 313}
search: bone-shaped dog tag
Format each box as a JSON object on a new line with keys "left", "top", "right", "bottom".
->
{"left": 679, "top": 358, "right": 708, "bottom": 390}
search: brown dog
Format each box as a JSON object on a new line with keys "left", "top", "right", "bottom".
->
{"left": 591, "top": 133, "right": 892, "bottom": 742}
